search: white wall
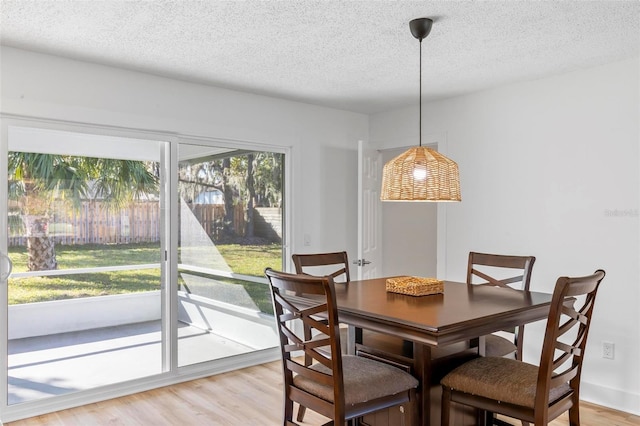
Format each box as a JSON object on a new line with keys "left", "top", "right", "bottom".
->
{"left": 0, "top": 46, "right": 365, "bottom": 263}
{"left": 371, "top": 57, "right": 640, "bottom": 414}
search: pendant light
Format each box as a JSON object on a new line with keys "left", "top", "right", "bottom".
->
{"left": 380, "top": 18, "right": 461, "bottom": 202}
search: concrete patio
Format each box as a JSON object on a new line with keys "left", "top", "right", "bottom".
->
{"left": 8, "top": 320, "right": 254, "bottom": 405}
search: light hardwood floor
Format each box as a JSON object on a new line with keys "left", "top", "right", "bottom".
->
{"left": 6, "top": 361, "right": 638, "bottom": 426}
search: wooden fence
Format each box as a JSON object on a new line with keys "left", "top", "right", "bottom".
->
{"left": 8, "top": 201, "right": 161, "bottom": 246}
{"left": 6, "top": 201, "right": 277, "bottom": 246}
{"left": 187, "top": 203, "right": 245, "bottom": 240}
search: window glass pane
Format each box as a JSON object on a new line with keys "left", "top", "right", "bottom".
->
{"left": 6, "top": 129, "right": 163, "bottom": 404}
{"left": 177, "top": 144, "right": 282, "bottom": 366}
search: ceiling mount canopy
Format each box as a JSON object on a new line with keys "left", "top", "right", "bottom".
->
{"left": 380, "top": 17, "right": 461, "bottom": 202}
{"left": 409, "top": 16, "right": 433, "bottom": 41}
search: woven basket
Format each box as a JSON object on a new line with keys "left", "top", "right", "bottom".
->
{"left": 386, "top": 276, "right": 444, "bottom": 296}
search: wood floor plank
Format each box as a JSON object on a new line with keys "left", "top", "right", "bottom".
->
{"left": 6, "top": 361, "right": 637, "bottom": 425}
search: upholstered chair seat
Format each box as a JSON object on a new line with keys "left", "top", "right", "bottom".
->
{"left": 441, "top": 356, "right": 571, "bottom": 408}
{"left": 294, "top": 355, "right": 418, "bottom": 406}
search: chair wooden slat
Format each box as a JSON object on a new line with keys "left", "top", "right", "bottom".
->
{"left": 551, "top": 367, "right": 579, "bottom": 389}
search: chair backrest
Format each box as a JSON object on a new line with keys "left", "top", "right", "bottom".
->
{"left": 467, "top": 252, "right": 536, "bottom": 291}
{"left": 467, "top": 252, "right": 536, "bottom": 359}
{"left": 534, "top": 269, "right": 605, "bottom": 424}
{"left": 264, "top": 268, "right": 347, "bottom": 421}
{"left": 292, "top": 251, "right": 351, "bottom": 283}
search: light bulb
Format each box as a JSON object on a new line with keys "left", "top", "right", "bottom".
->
{"left": 413, "top": 168, "right": 427, "bottom": 181}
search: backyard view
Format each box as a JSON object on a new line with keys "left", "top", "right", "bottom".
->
{"left": 8, "top": 242, "right": 280, "bottom": 313}
{"left": 7, "top": 147, "right": 284, "bottom": 314}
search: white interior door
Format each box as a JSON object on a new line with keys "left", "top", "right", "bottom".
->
{"left": 356, "top": 140, "right": 382, "bottom": 280}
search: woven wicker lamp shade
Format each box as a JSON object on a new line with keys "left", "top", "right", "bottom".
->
{"left": 381, "top": 146, "right": 461, "bottom": 201}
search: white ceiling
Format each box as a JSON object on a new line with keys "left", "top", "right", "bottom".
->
{"left": 1, "top": 0, "right": 639, "bottom": 114}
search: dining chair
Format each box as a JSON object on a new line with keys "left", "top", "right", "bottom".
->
{"left": 265, "top": 268, "right": 419, "bottom": 426}
{"left": 292, "top": 251, "right": 352, "bottom": 422}
{"left": 292, "top": 251, "right": 418, "bottom": 423}
{"left": 441, "top": 269, "right": 605, "bottom": 426}
{"left": 467, "top": 252, "right": 536, "bottom": 360}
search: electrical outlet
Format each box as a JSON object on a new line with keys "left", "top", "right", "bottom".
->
{"left": 602, "top": 341, "right": 615, "bottom": 359}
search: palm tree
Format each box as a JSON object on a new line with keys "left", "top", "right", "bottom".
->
{"left": 8, "top": 152, "right": 158, "bottom": 271}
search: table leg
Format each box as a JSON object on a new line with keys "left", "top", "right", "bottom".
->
{"left": 412, "top": 343, "right": 430, "bottom": 426}
{"left": 413, "top": 341, "right": 481, "bottom": 426}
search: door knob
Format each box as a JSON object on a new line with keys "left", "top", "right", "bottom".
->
{"left": 0, "top": 251, "right": 13, "bottom": 281}
{"left": 352, "top": 259, "right": 372, "bottom": 266}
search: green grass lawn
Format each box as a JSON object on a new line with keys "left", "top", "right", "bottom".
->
{"left": 9, "top": 243, "right": 162, "bottom": 272}
{"left": 8, "top": 243, "right": 281, "bottom": 313}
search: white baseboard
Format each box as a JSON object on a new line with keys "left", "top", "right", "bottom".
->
{"left": 580, "top": 380, "right": 640, "bottom": 416}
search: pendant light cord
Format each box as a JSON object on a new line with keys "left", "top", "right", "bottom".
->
{"left": 419, "top": 37, "right": 422, "bottom": 147}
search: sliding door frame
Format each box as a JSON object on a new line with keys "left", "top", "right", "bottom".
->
{"left": 0, "top": 114, "right": 289, "bottom": 423}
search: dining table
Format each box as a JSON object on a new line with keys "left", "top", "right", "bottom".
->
{"left": 330, "top": 277, "right": 554, "bottom": 426}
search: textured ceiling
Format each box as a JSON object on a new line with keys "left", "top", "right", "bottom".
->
{"left": 1, "top": 0, "right": 639, "bottom": 114}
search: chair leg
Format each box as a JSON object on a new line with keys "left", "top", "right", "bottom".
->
{"left": 568, "top": 396, "right": 580, "bottom": 425}
{"left": 441, "top": 387, "right": 451, "bottom": 426}
{"left": 284, "top": 398, "right": 294, "bottom": 425}
{"left": 296, "top": 404, "right": 306, "bottom": 422}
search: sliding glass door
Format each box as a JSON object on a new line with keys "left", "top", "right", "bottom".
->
{"left": 3, "top": 126, "right": 166, "bottom": 405}
{"left": 176, "top": 142, "right": 282, "bottom": 366}
{"left": 0, "top": 122, "right": 284, "bottom": 422}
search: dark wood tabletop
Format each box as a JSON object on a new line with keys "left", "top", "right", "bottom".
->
{"left": 333, "top": 277, "right": 553, "bottom": 346}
